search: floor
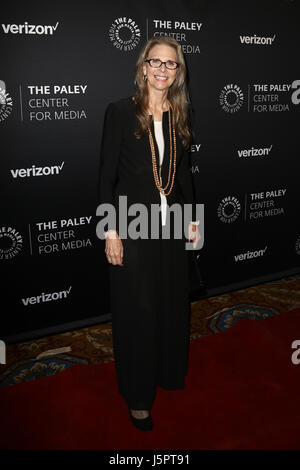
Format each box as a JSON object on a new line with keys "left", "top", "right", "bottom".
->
{"left": 1, "top": 274, "right": 299, "bottom": 387}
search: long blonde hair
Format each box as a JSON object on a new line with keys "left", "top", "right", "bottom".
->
{"left": 133, "top": 37, "right": 192, "bottom": 149}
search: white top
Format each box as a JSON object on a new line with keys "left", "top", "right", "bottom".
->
{"left": 154, "top": 121, "right": 167, "bottom": 226}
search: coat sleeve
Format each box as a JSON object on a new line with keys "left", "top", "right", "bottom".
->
{"left": 176, "top": 103, "right": 198, "bottom": 223}
{"left": 176, "top": 146, "right": 197, "bottom": 223}
{"left": 97, "top": 102, "right": 122, "bottom": 233}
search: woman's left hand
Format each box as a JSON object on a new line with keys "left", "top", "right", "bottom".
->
{"left": 188, "top": 223, "right": 201, "bottom": 249}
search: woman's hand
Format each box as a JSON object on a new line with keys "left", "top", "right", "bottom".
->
{"left": 188, "top": 223, "right": 201, "bottom": 249}
{"left": 105, "top": 230, "right": 124, "bottom": 266}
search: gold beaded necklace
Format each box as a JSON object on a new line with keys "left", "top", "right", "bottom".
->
{"left": 148, "top": 105, "right": 176, "bottom": 197}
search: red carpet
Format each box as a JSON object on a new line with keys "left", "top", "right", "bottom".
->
{"left": 0, "top": 308, "right": 300, "bottom": 450}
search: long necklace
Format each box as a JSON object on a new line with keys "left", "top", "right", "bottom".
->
{"left": 148, "top": 106, "right": 176, "bottom": 197}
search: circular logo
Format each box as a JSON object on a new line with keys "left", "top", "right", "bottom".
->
{"left": 109, "top": 17, "right": 141, "bottom": 51}
{"left": 0, "top": 227, "right": 23, "bottom": 259}
{"left": 295, "top": 236, "right": 300, "bottom": 255}
{"left": 220, "top": 84, "right": 244, "bottom": 113}
{"left": 217, "top": 196, "right": 241, "bottom": 223}
{"left": 0, "top": 84, "right": 13, "bottom": 122}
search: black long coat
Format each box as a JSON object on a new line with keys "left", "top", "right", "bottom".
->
{"left": 98, "top": 96, "right": 197, "bottom": 410}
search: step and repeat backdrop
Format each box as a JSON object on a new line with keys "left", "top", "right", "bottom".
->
{"left": 1, "top": 0, "right": 299, "bottom": 342}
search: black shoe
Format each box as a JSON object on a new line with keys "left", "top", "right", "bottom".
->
{"left": 129, "top": 408, "right": 153, "bottom": 432}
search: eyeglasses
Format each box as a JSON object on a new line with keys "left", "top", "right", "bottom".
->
{"left": 145, "top": 58, "right": 179, "bottom": 70}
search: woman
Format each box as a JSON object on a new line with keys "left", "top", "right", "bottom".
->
{"left": 98, "top": 37, "right": 201, "bottom": 431}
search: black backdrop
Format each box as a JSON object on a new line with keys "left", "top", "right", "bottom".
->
{"left": 1, "top": 0, "right": 299, "bottom": 343}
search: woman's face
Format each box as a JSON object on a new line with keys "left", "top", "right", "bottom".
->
{"left": 143, "top": 44, "right": 178, "bottom": 93}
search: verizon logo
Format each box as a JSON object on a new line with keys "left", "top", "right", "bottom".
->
{"left": 240, "top": 34, "right": 276, "bottom": 45}
{"left": 11, "top": 162, "right": 64, "bottom": 178}
{"left": 234, "top": 246, "right": 268, "bottom": 262}
{"left": 22, "top": 286, "right": 72, "bottom": 306}
{"left": 237, "top": 145, "right": 273, "bottom": 158}
{"left": 1, "top": 21, "right": 59, "bottom": 35}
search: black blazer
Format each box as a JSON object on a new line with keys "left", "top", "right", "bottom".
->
{"left": 98, "top": 96, "right": 197, "bottom": 235}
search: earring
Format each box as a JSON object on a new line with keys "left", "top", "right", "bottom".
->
{"left": 143, "top": 74, "right": 147, "bottom": 81}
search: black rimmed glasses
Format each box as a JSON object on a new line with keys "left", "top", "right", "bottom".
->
{"left": 145, "top": 58, "right": 179, "bottom": 70}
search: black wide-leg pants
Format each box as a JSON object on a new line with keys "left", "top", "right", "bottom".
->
{"left": 108, "top": 218, "right": 191, "bottom": 410}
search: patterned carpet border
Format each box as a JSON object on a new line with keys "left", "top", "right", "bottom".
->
{"left": 1, "top": 275, "right": 299, "bottom": 387}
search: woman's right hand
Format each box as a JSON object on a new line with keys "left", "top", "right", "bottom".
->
{"left": 105, "top": 230, "right": 124, "bottom": 266}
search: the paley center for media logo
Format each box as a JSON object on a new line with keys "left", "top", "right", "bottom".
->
{"left": 219, "top": 84, "right": 244, "bottom": 113}
{"left": 109, "top": 17, "right": 141, "bottom": 51}
{"left": 0, "top": 80, "right": 13, "bottom": 122}
{"left": 0, "top": 226, "right": 23, "bottom": 259}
